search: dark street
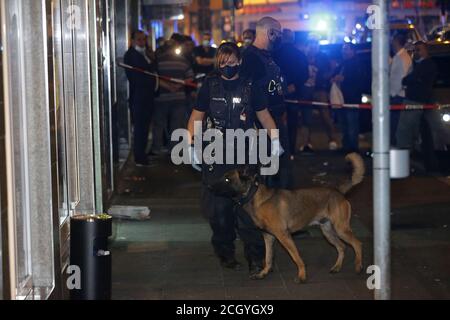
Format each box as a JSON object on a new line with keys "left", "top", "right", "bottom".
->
{"left": 2, "top": 0, "right": 450, "bottom": 303}
{"left": 110, "top": 120, "right": 450, "bottom": 300}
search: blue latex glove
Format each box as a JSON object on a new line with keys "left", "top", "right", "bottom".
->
{"left": 190, "top": 145, "right": 202, "bottom": 172}
{"left": 271, "top": 138, "right": 284, "bottom": 157}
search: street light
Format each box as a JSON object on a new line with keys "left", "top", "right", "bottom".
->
{"left": 316, "top": 20, "right": 328, "bottom": 31}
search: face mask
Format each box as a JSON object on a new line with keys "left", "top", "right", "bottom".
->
{"left": 243, "top": 38, "right": 253, "bottom": 46}
{"left": 203, "top": 40, "right": 210, "bottom": 47}
{"left": 135, "top": 45, "right": 146, "bottom": 54}
{"left": 219, "top": 64, "right": 240, "bottom": 79}
{"left": 270, "top": 35, "right": 282, "bottom": 51}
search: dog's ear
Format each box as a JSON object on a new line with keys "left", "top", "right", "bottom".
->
{"left": 238, "top": 166, "right": 249, "bottom": 179}
{"left": 238, "top": 166, "right": 257, "bottom": 180}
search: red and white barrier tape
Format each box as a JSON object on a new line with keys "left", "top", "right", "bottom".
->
{"left": 284, "top": 99, "right": 450, "bottom": 111}
{"left": 118, "top": 62, "right": 198, "bottom": 89}
{"left": 116, "top": 64, "right": 449, "bottom": 110}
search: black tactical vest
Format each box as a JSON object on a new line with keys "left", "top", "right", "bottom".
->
{"left": 252, "top": 48, "right": 286, "bottom": 117}
{"left": 205, "top": 76, "right": 254, "bottom": 132}
{"left": 201, "top": 76, "right": 257, "bottom": 184}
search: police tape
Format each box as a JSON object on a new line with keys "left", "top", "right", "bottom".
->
{"left": 117, "top": 62, "right": 198, "bottom": 89}
{"left": 284, "top": 99, "right": 450, "bottom": 111}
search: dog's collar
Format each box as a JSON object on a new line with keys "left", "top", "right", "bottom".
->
{"left": 236, "top": 181, "right": 259, "bottom": 206}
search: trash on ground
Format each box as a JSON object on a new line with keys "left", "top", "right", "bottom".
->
{"left": 107, "top": 205, "right": 151, "bottom": 221}
{"left": 315, "top": 172, "right": 327, "bottom": 177}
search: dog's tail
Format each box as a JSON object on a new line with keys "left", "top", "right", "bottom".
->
{"left": 338, "top": 153, "right": 365, "bottom": 195}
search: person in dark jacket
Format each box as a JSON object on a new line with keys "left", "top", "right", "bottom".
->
{"left": 187, "top": 42, "right": 280, "bottom": 276}
{"left": 396, "top": 41, "right": 438, "bottom": 165}
{"left": 332, "top": 43, "right": 365, "bottom": 153}
{"left": 240, "top": 17, "right": 293, "bottom": 190}
{"left": 300, "top": 39, "right": 339, "bottom": 153}
{"left": 273, "top": 29, "right": 309, "bottom": 159}
{"left": 193, "top": 31, "right": 217, "bottom": 76}
{"left": 242, "top": 29, "right": 256, "bottom": 50}
{"left": 124, "top": 30, "right": 157, "bottom": 166}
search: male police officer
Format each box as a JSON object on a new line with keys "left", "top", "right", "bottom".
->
{"left": 241, "top": 17, "right": 293, "bottom": 189}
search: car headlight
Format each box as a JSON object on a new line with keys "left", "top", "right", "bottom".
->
{"left": 442, "top": 113, "right": 450, "bottom": 123}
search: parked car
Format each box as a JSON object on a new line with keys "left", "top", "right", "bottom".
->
{"left": 427, "top": 24, "right": 450, "bottom": 42}
{"left": 429, "top": 29, "right": 450, "bottom": 45}
{"left": 427, "top": 47, "right": 450, "bottom": 154}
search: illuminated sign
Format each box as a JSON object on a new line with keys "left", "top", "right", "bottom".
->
{"left": 243, "top": 0, "right": 297, "bottom": 5}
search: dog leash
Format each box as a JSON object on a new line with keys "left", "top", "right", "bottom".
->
{"left": 236, "top": 181, "right": 260, "bottom": 206}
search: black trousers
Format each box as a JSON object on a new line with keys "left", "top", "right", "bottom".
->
{"left": 286, "top": 104, "right": 299, "bottom": 156}
{"left": 265, "top": 114, "right": 294, "bottom": 190}
{"left": 201, "top": 186, "right": 265, "bottom": 265}
{"left": 130, "top": 99, "right": 153, "bottom": 163}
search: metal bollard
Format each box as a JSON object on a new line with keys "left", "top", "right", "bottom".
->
{"left": 70, "top": 214, "right": 112, "bottom": 300}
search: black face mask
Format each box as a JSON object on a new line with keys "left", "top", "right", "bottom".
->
{"left": 219, "top": 65, "right": 240, "bottom": 79}
{"left": 271, "top": 36, "right": 282, "bottom": 51}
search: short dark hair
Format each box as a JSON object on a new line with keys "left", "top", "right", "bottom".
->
{"left": 214, "top": 42, "right": 241, "bottom": 70}
{"left": 243, "top": 29, "right": 256, "bottom": 37}
{"left": 183, "top": 35, "right": 193, "bottom": 42}
{"left": 414, "top": 40, "right": 427, "bottom": 47}
{"left": 131, "top": 30, "right": 145, "bottom": 40}
{"left": 170, "top": 33, "right": 185, "bottom": 44}
{"left": 393, "top": 32, "right": 408, "bottom": 47}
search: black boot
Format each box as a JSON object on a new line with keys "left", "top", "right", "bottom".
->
{"left": 219, "top": 256, "right": 242, "bottom": 271}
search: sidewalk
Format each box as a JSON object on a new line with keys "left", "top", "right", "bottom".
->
{"left": 109, "top": 150, "right": 450, "bottom": 300}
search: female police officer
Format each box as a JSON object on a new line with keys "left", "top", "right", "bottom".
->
{"left": 187, "top": 42, "right": 282, "bottom": 276}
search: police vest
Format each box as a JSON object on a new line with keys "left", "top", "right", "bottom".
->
{"left": 202, "top": 76, "right": 257, "bottom": 184}
{"left": 205, "top": 76, "right": 255, "bottom": 132}
{"left": 253, "top": 49, "right": 286, "bottom": 117}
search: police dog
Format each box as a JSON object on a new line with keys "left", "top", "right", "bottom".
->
{"left": 210, "top": 153, "right": 364, "bottom": 283}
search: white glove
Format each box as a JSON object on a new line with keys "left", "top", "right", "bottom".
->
{"left": 271, "top": 138, "right": 284, "bottom": 157}
{"left": 190, "top": 145, "right": 202, "bottom": 172}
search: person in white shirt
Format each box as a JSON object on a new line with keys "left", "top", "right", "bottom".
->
{"left": 389, "top": 33, "right": 412, "bottom": 145}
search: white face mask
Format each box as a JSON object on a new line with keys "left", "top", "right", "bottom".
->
{"left": 243, "top": 38, "right": 253, "bottom": 46}
{"left": 135, "top": 45, "right": 146, "bottom": 54}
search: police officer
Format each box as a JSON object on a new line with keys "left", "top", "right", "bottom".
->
{"left": 240, "top": 17, "right": 293, "bottom": 189}
{"left": 187, "top": 42, "right": 282, "bottom": 276}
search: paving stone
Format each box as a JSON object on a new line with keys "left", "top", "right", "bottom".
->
{"left": 109, "top": 146, "right": 450, "bottom": 300}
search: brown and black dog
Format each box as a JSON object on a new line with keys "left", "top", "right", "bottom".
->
{"left": 210, "top": 153, "right": 365, "bottom": 283}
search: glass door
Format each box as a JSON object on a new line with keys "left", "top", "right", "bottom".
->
{"left": 2, "top": 0, "right": 59, "bottom": 299}
{"left": 3, "top": 0, "right": 33, "bottom": 299}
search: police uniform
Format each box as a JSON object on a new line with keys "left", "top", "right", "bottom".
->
{"left": 241, "top": 45, "right": 293, "bottom": 189}
{"left": 195, "top": 74, "right": 267, "bottom": 269}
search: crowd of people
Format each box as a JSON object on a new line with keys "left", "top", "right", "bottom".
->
{"left": 123, "top": 16, "right": 439, "bottom": 277}
{"left": 124, "top": 21, "right": 438, "bottom": 168}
